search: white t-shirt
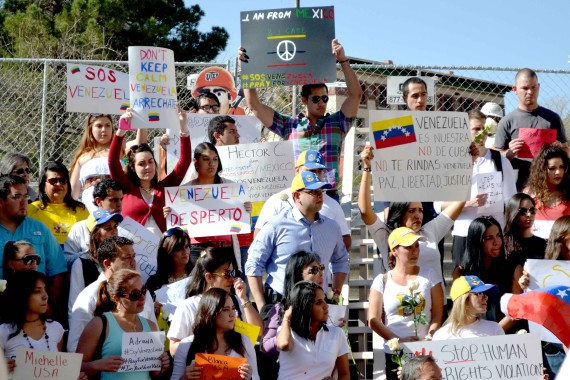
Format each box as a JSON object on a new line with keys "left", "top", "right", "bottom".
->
{"left": 433, "top": 319, "right": 504, "bottom": 340}
{"left": 368, "top": 213, "right": 453, "bottom": 284}
{"left": 255, "top": 188, "right": 350, "bottom": 235}
{"left": 277, "top": 324, "right": 349, "bottom": 380}
{"left": 171, "top": 334, "right": 259, "bottom": 380}
{"left": 0, "top": 321, "right": 64, "bottom": 358}
{"left": 370, "top": 268, "right": 440, "bottom": 352}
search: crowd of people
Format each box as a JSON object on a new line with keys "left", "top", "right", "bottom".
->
{"left": 0, "top": 37, "right": 569, "bottom": 380}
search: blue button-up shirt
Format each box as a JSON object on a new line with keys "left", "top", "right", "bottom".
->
{"left": 0, "top": 217, "right": 67, "bottom": 278}
{"left": 245, "top": 207, "right": 349, "bottom": 294}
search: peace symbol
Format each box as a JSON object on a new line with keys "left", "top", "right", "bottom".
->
{"left": 277, "top": 40, "right": 296, "bottom": 61}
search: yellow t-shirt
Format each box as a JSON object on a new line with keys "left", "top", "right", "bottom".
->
{"left": 27, "top": 201, "right": 89, "bottom": 245}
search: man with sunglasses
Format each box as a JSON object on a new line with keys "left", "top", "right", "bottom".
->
{"left": 0, "top": 175, "right": 67, "bottom": 323}
{"left": 241, "top": 39, "right": 362, "bottom": 202}
{"left": 245, "top": 171, "right": 349, "bottom": 316}
{"left": 254, "top": 149, "right": 351, "bottom": 251}
{"left": 68, "top": 236, "right": 156, "bottom": 352}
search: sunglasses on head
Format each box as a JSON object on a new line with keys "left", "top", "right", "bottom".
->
{"left": 163, "top": 226, "right": 185, "bottom": 237}
{"left": 12, "top": 168, "right": 31, "bottom": 175}
{"left": 89, "top": 113, "right": 112, "bottom": 120}
{"left": 129, "top": 143, "right": 152, "bottom": 153}
{"left": 212, "top": 269, "right": 242, "bottom": 279}
{"left": 310, "top": 95, "right": 329, "bottom": 104}
{"left": 46, "top": 178, "right": 67, "bottom": 186}
{"left": 13, "top": 254, "right": 42, "bottom": 266}
{"left": 306, "top": 264, "right": 325, "bottom": 275}
{"left": 119, "top": 285, "right": 147, "bottom": 301}
{"left": 518, "top": 207, "right": 536, "bottom": 216}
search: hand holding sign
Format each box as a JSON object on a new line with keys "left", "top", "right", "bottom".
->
{"left": 195, "top": 353, "right": 247, "bottom": 380}
{"left": 518, "top": 128, "right": 557, "bottom": 158}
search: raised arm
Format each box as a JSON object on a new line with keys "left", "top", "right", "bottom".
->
{"left": 332, "top": 39, "right": 361, "bottom": 118}
{"left": 441, "top": 201, "right": 466, "bottom": 221}
{"left": 358, "top": 145, "right": 378, "bottom": 225}
{"left": 239, "top": 47, "right": 276, "bottom": 127}
{"left": 162, "top": 105, "right": 192, "bottom": 186}
{"left": 276, "top": 306, "right": 294, "bottom": 351}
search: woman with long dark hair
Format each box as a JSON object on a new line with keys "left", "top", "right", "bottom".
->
{"left": 171, "top": 288, "right": 258, "bottom": 380}
{"left": 28, "top": 161, "right": 88, "bottom": 245}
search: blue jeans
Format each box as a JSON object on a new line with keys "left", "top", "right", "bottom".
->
{"left": 543, "top": 341, "right": 565, "bottom": 377}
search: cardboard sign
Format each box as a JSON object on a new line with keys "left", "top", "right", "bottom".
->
{"left": 195, "top": 353, "right": 246, "bottom": 380}
{"left": 118, "top": 216, "right": 159, "bottom": 283}
{"left": 476, "top": 171, "right": 503, "bottom": 214}
{"left": 518, "top": 128, "right": 557, "bottom": 159}
{"left": 13, "top": 348, "right": 82, "bottom": 380}
{"left": 368, "top": 111, "right": 472, "bottom": 201}
{"left": 128, "top": 46, "right": 178, "bottom": 129}
{"left": 165, "top": 114, "right": 263, "bottom": 176}
{"left": 119, "top": 332, "right": 164, "bottom": 372}
{"left": 386, "top": 76, "right": 435, "bottom": 105}
{"left": 66, "top": 63, "right": 129, "bottom": 114}
{"left": 234, "top": 318, "right": 261, "bottom": 346}
{"left": 240, "top": 6, "right": 336, "bottom": 88}
{"left": 403, "top": 333, "right": 543, "bottom": 380}
{"left": 165, "top": 183, "right": 251, "bottom": 237}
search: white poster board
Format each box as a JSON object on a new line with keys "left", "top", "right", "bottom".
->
{"left": 165, "top": 114, "right": 264, "bottom": 175}
{"left": 154, "top": 277, "right": 189, "bottom": 317}
{"left": 165, "top": 183, "right": 250, "bottom": 237}
{"left": 403, "top": 333, "right": 543, "bottom": 380}
{"left": 66, "top": 63, "right": 129, "bottom": 114}
{"left": 476, "top": 171, "right": 503, "bottom": 214}
{"left": 119, "top": 332, "right": 164, "bottom": 372}
{"left": 13, "top": 348, "right": 82, "bottom": 380}
{"left": 128, "top": 46, "right": 178, "bottom": 129}
{"left": 368, "top": 111, "right": 472, "bottom": 201}
{"left": 119, "top": 216, "right": 159, "bottom": 283}
{"left": 387, "top": 76, "right": 436, "bottom": 105}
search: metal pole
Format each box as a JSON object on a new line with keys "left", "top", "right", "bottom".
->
{"left": 39, "top": 60, "right": 49, "bottom": 172}
{"left": 292, "top": 0, "right": 300, "bottom": 115}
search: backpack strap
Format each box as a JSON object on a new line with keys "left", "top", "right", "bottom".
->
{"left": 80, "top": 258, "right": 100, "bottom": 288}
{"left": 490, "top": 149, "right": 503, "bottom": 173}
{"left": 94, "top": 314, "right": 107, "bottom": 359}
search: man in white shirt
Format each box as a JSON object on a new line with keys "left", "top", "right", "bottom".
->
{"left": 67, "top": 236, "right": 156, "bottom": 352}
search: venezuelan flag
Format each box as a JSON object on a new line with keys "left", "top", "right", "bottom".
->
{"left": 230, "top": 224, "right": 242, "bottom": 233}
{"left": 70, "top": 66, "right": 80, "bottom": 74}
{"left": 120, "top": 103, "right": 129, "bottom": 111}
{"left": 371, "top": 115, "right": 416, "bottom": 149}
{"left": 148, "top": 112, "right": 160, "bottom": 122}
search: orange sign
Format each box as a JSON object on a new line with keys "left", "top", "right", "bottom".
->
{"left": 195, "top": 353, "right": 246, "bottom": 380}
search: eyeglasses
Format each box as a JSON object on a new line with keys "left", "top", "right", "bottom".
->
{"left": 472, "top": 292, "right": 488, "bottom": 299}
{"left": 13, "top": 254, "right": 42, "bottom": 266}
{"left": 212, "top": 269, "right": 242, "bottom": 279}
{"left": 518, "top": 207, "right": 536, "bottom": 216}
{"left": 199, "top": 105, "right": 220, "bottom": 113}
{"left": 46, "top": 178, "right": 67, "bottom": 186}
{"left": 310, "top": 95, "right": 329, "bottom": 104}
{"left": 7, "top": 194, "right": 30, "bottom": 201}
{"left": 164, "top": 226, "right": 184, "bottom": 237}
{"left": 306, "top": 264, "right": 325, "bottom": 275}
{"left": 129, "top": 143, "right": 152, "bottom": 152}
{"left": 119, "top": 285, "right": 147, "bottom": 301}
{"left": 300, "top": 189, "right": 324, "bottom": 196}
{"left": 12, "top": 168, "right": 31, "bottom": 175}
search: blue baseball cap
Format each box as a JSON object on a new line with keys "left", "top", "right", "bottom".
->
{"left": 87, "top": 209, "right": 123, "bottom": 233}
{"left": 296, "top": 150, "right": 326, "bottom": 170}
{"left": 450, "top": 275, "right": 498, "bottom": 301}
{"left": 291, "top": 171, "right": 332, "bottom": 192}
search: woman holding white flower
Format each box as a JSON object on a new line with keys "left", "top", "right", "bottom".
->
{"left": 368, "top": 227, "right": 444, "bottom": 379}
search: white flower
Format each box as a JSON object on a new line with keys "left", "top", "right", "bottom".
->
{"left": 279, "top": 192, "right": 289, "bottom": 201}
{"left": 0, "top": 280, "right": 6, "bottom": 293}
{"left": 162, "top": 309, "right": 170, "bottom": 320}
{"left": 386, "top": 337, "right": 400, "bottom": 351}
{"left": 327, "top": 290, "right": 335, "bottom": 300}
{"left": 484, "top": 118, "right": 498, "bottom": 134}
{"left": 516, "top": 329, "right": 528, "bottom": 334}
{"left": 407, "top": 279, "right": 419, "bottom": 291}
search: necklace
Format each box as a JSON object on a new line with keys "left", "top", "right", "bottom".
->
{"left": 168, "top": 273, "right": 188, "bottom": 284}
{"left": 22, "top": 322, "right": 50, "bottom": 350}
{"left": 140, "top": 186, "right": 153, "bottom": 194}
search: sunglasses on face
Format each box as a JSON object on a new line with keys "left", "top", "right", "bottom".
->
{"left": 46, "top": 178, "right": 67, "bottom": 186}
{"left": 12, "top": 168, "right": 31, "bottom": 175}
{"left": 13, "top": 254, "right": 42, "bottom": 266}
{"left": 119, "top": 285, "right": 147, "bottom": 301}
{"left": 306, "top": 264, "right": 325, "bottom": 275}
{"left": 212, "top": 269, "right": 242, "bottom": 279}
{"left": 518, "top": 207, "right": 536, "bottom": 216}
{"left": 310, "top": 95, "right": 329, "bottom": 104}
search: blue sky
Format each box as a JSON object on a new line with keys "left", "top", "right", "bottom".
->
{"left": 193, "top": 0, "right": 570, "bottom": 70}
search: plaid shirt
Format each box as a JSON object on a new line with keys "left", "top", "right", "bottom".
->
{"left": 269, "top": 110, "right": 353, "bottom": 188}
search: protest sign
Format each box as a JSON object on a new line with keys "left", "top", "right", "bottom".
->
{"left": 195, "top": 353, "right": 246, "bottom": 380}
{"left": 13, "top": 348, "right": 82, "bottom": 380}
{"left": 119, "top": 216, "right": 159, "bottom": 283}
{"left": 327, "top": 304, "right": 347, "bottom": 326}
{"left": 240, "top": 6, "right": 335, "bottom": 88}
{"left": 154, "top": 277, "right": 189, "bottom": 317}
{"left": 66, "top": 63, "right": 129, "bottom": 114}
{"left": 518, "top": 128, "right": 557, "bottom": 159}
{"left": 165, "top": 113, "right": 263, "bottom": 176}
{"left": 128, "top": 46, "right": 177, "bottom": 129}
{"left": 476, "top": 171, "right": 503, "bottom": 214}
{"left": 403, "top": 333, "right": 543, "bottom": 380}
{"left": 386, "top": 76, "right": 435, "bottom": 105}
{"left": 234, "top": 318, "right": 261, "bottom": 346}
{"left": 368, "top": 111, "right": 472, "bottom": 201}
{"left": 165, "top": 183, "right": 250, "bottom": 237}
{"left": 119, "top": 332, "right": 164, "bottom": 372}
